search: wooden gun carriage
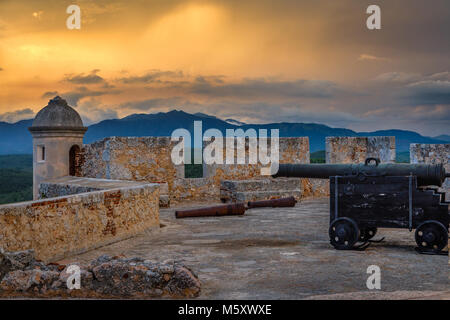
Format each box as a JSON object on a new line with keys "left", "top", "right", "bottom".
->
{"left": 273, "top": 158, "right": 449, "bottom": 254}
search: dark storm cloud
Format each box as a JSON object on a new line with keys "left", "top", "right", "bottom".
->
{"left": 114, "top": 70, "right": 343, "bottom": 100}
{"left": 194, "top": 75, "right": 225, "bottom": 84}
{"left": 43, "top": 87, "right": 118, "bottom": 106}
{"left": 117, "top": 70, "right": 184, "bottom": 84}
{"left": 404, "top": 80, "right": 450, "bottom": 105}
{"left": 0, "top": 108, "right": 34, "bottom": 123}
{"left": 189, "top": 78, "right": 340, "bottom": 99}
{"left": 41, "top": 91, "right": 59, "bottom": 99}
{"left": 63, "top": 70, "right": 105, "bottom": 84}
{"left": 345, "top": 72, "right": 450, "bottom": 134}
{"left": 374, "top": 72, "right": 421, "bottom": 83}
{"left": 206, "top": 101, "right": 361, "bottom": 126}
{"left": 373, "top": 71, "right": 450, "bottom": 106}
{"left": 119, "top": 97, "right": 183, "bottom": 111}
{"left": 63, "top": 88, "right": 105, "bottom": 106}
{"left": 355, "top": 104, "right": 450, "bottom": 135}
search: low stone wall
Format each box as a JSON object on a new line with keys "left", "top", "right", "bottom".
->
{"left": 172, "top": 177, "right": 216, "bottom": 204}
{"left": 220, "top": 178, "right": 302, "bottom": 202}
{"left": 220, "top": 177, "right": 329, "bottom": 203}
{"left": 80, "top": 136, "right": 310, "bottom": 203}
{"left": 410, "top": 144, "right": 450, "bottom": 196}
{"left": 0, "top": 183, "right": 160, "bottom": 262}
{"left": 39, "top": 176, "right": 169, "bottom": 208}
{"left": 82, "top": 136, "right": 182, "bottom": 185}
{"left": 326, "top": 136, "right": 396, "bottom": 164}
{"left": 82, "top": 137, "right": 178, "bottom": 205}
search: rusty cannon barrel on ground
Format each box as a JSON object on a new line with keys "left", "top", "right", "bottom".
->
{"left": 273, "top": 157, "right": 449, "bottom": 187}
{"left": 175, "top": 203, "right": 246, "bottom": 218}
{"left": 247, "top": 196, "right": 297, "bottom": 209}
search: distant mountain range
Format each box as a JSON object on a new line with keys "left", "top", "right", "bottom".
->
{"left": 434, "top": 134, "right": 450, "bottom": 141}
{"left": 0, "top": 110, "right": 448, "bottom": 155}
{"left": 0, "top": 119, "right": 34, "bottom": 155}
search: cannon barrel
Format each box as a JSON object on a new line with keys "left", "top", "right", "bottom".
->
{"left": 247, "top": 196, "right": 297, "bottom": 209}
{"left": 273, "top": 158, "right": 448, "bottom": 187}
{"left": 175, "top": 203, "right": 246, "bottom": 218}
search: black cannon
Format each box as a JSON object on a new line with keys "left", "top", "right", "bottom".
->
{"left": 273, "top": 158, "right": 450, "bottom": 254}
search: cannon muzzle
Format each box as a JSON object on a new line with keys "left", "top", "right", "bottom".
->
{"left": 273, "top": 158, "right": 448, "bottom": 187}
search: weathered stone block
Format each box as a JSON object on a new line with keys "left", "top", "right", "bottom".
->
{"left": 220, "top": 178, "right": 303, "bottom": 202}
{"left": 326, "top": 136, "right": 395, "bottom": 164}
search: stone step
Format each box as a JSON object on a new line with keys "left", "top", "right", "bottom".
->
{"left": 158, "top": 182, "right": 169, "bottom": 194}
{"left": 159, "top": 195, "right": 170, "bottom": 208}
{"left": 221, "top": 178, "right": 301, "bottom": 193}
{"left": 222, "top": 190, "right": 302, "bottom": 203}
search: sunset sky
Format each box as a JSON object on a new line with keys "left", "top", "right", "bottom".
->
{"left": 0, "top": 0, "right": 449, "bottom": 135}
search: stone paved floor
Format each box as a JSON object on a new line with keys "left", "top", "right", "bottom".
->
{"left": 59, "top": 199, "right": 449, "bottom": 299}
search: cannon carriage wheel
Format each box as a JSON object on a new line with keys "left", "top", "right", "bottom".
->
{"left": 359, "top": 227, "right": 378, "bottom": 242}
{"left": 329, "top": 217, "right": 360, "bottom": 250}
{"left": 415, "top": 220, "right": 448, "bottom": 253}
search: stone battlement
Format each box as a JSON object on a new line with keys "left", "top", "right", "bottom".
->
{"left": 326, "top": 136, "right": 396, "bottom": 164}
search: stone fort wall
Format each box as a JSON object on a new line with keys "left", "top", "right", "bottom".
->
{"left": 76, "top": 136, "right": 400, "bottom": 203}
{"left": 0, "top": 183, "right": 160, "bottom": 262}
{"left": 326, "top": 136, "right": 396, "bottom": 164}
{"left": 308, "top": 136, "right": 396, "bottom": 197}
{"left": 79, "top": 137, "right": 312, "bottom": 203}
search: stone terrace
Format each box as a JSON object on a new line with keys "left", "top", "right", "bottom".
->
{"left": 39, "top": 176, "right": 151, "bottom": 197}
{"left": 58, "top": 199, "right": 449, "bottom": 299}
